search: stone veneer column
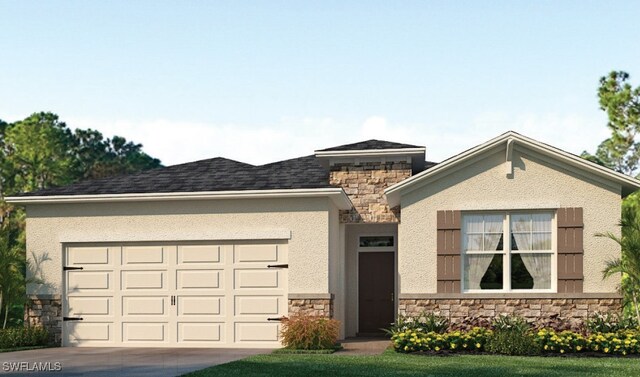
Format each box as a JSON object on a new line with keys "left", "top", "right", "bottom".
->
{"left": 288, "top": 294, "right": 334, "bottom": 318}
{"left": 25, "top": 295, "right": 62, "bottom": 345}
{"left": 329, "top": 160, "right": 412, "bottom": 223}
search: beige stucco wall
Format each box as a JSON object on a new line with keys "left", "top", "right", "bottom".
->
{"left": 26, "top": 197, "right": 332, "bottom": 295}
{"left": 399, "top": 145, "right": 622, "bottom": 294}
{"left": 327, "top": 202, "right": 346, "bottom": 337}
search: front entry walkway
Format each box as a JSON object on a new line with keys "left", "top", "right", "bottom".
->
{"left": 0, "top": 347, "right": 271, "bottom": 376}
{"left": 337, "top": 337, "right": 391, "bottom": 355}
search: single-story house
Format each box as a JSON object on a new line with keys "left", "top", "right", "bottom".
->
{"left": 7, "top": 131, "right": 640, "bottom": 348}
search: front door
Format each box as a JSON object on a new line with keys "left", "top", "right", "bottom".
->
{"left": 358, "top": 252, "right": 395, "bottom": 334}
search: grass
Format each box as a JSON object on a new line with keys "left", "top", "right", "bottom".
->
{"left": 183, "top": 348, "right": 640, "bottom": 377}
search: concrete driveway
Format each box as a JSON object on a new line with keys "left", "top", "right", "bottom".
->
{"left": 0, "top": 347, "right": 271, "bottom": 376}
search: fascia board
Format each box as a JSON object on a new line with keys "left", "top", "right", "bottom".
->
{"left": 6, "top": 188, "right": 354, "bottom": 210}
{"left": 314, "top": 148, "right": 426, "bottom": 158}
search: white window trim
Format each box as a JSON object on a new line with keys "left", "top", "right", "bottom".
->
{"left": 461, "top": 211, "right": 557, "bottom": 294}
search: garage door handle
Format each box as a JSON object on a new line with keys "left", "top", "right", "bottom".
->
{"left": 63, "top": 317, "right": 83, "bottom": 321}
{"left": 63, "top": 266, "right": 84, "bottom": 271}
{"left": 267, "top": 264, "right": 288, "bottom": 269}
{"left": 267, "top": 317, "right": 285, "bottom": 321}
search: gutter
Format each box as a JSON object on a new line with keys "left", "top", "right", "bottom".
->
{"left": 5, "top": 188, "right": 354, "bottom": 210}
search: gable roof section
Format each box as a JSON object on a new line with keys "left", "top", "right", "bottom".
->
{"left": 7, "top": 155, "right": 353, "bottom": 209}
{"left": 384, "top": 131, "right": 640, "bottom": 207}
{"left": 316, "top": 139, "right": 423, "bottom": 152}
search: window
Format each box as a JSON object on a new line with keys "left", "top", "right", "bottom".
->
{"left": 359, "top": 236, "right": 394, "bottom": 248}
{"left": 462, "top": 212, "right": 554, "bottom": 292}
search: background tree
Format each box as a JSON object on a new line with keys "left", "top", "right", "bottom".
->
{"left": 0, "top": 111, "right": 162, "bottom": 328}
{"left": 72, "top": 129, "right": 161, "bottom": 179}
{"left": 3, "top": 112, "right": 76, "bottom": 194}
{"left": 582, "top": 71, "right": 640, "bottom": 176}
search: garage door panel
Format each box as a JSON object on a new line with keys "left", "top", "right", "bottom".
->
{"left": 178, "top": 245, "right": 221, "bottom": 264}
{"left": 235, "top": 245, "right": 279, "bottom": 263}
{"left": 235, "top": 322, "right": 281, "bottom": 342}
{"left": 122, "top": 246, "right": 165, "bottom": 265}
{"left": 123, "top": 323, "right": 168, "bottom": 342}
{"left": 178, "top": 296, "right": 222, "bottom": 316}
{"left": 67, "top": 322, "right": 112, "bottom": 343}
{"left": 123, "top": 296, "right": 166, "bottom": 316}
{"left": 121, "top": 270, "right": 166, "bottom": 290}
{"left": 177, "top": 269, "right": 221, "bottom": 289}
{"left": 68, "top": 297, "right": 111, "bottom": 316}
{"left": 178, "top": 322, "right": 222, "bottom": 342}
{"left": 235, "top": 296, "right": 280, "bottom": 315}
{"left": 235, "top": 269, "right": 281, "bottom": 289}
{"left": 68, "top": 271, "right": 111, "bottom": 292}
{"left": 67, "top": 247, "right": 111, "bottom": 266}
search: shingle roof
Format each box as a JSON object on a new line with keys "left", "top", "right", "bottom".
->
{"left": 316, "top": 139, "right": 423, "bottom": 152}
{"left": 20, "top": 155, "right": 332, "bottom": 197}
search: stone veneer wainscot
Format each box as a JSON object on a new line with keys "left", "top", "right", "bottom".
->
{"left": 25, "top": 295, "right": 62, "bottom": 345}
{"left": 399, "top": 294, "right": 622, "bottom": 327}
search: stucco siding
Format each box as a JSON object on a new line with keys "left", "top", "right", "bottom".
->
{"left": 399, "top": 146, "right": 622, "bottom": 294}
{"left": 26, "top": 197, "right": 331, "bottom": 295}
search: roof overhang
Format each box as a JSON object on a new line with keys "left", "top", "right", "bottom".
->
{"left": 314, "top": 147, "right": 426, "bottom": 158}
{"left": 315, "top": 147, "right": 427, "bottom": 174}
{"left": 384, "top": 131, "right": 640, "bottom": 207}
{"left": 5, "top": 188, "right": 354, "bottom": 210}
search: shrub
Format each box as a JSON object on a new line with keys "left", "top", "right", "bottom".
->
{"left": 391, "top": 327, "right": 492, "bottom": 353}
{"left": 587, "top": 312, "right": 639, "bottom": 333}
{"left": 486, "top": 329, "right": 540, "bottom": 356}
{"left": 485, "top": 315, "right": 538, "bottom": 356}
{"left": 0, "top": 326, "right": 49, "bottom": 349}
{"left": 387, "top": 312, "right": 449, "bottom": 335}
{"left": 534, "top": 328, "right": 640, "bottom": 355}
{"left": 280, "top": 315, "right": 339, "bottom": 350}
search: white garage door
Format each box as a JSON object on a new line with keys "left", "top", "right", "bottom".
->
{"left": 63, "top": 242, "right": 288, "bottom": 348}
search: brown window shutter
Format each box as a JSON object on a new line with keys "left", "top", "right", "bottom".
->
{"left": 437, "top": 210, "right": 461, "bottom": 293}
{"left": 557, "top": 208, "right": 584, "bottom": 293}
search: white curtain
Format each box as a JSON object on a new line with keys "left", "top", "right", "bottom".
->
{"left": 520, "top": 253, "right": 551, "bottom": 289}
{"left": 464, "top": 215, "right": 502, "bottom": 290}
{"left": 484, "top": 215, "right": 503, "bottom": 251}
{"left": 466, "top": 254, "right": 495, "bottom": 290}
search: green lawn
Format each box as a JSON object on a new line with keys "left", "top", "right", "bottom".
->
{"left": 184, "top": 349, "right": 640, "bottom": 377}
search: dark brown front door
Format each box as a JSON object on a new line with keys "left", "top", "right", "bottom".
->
{"left": 358, "top": 252, "right": 395, "bottom": 334}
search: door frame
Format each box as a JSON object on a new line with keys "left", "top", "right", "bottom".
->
{"left": 356, "top": 234, "right": 397, "bottom": 335}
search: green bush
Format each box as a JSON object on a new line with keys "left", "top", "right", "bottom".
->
{"left": 486, "top": 329, "right": 540, "bottom": 356}
{"left": 586, "top": 312, "right": 639, "bottom": 333}
{"left": 485, "top": 315, "right": 538, "bottom": 355}
{"left": 280, "top": 315, "right": 339, "bottom": 350}
{"left": 0, "top": 326, "right": 49, "bottom": 349}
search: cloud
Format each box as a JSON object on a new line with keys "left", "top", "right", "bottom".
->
{"left": 64, "top": 112, "right": 609, "bottom": 166}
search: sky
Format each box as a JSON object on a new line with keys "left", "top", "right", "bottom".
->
{"left": 1, "top": 1, "right": 640, "bottom": 166}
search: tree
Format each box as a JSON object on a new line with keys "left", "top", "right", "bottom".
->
{"left": 0, "top": 111, "right": 162, "bottom": 328}
{"left": 3, "top": 112, "right": 76, "bottom": 194}
{"left": 598, "top": 206, "right": 640, "bottom": 324}
{"left": 72, "top": 130, "right": 161, "bottom": 179}
{"left": 582, "top": 71, "right": 640, "bottom": 176}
